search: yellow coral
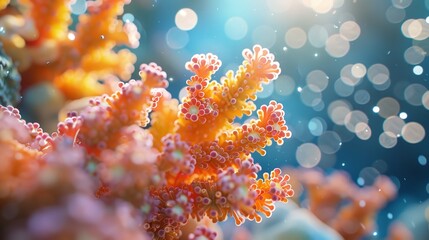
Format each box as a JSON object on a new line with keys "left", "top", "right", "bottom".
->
{"left": 0, "top": 0, "right": 139, "bottom": 99}
{"left": 20, "top": 0, "right": 71, "bottom": 41}
{"left": 0, "top": 0, "right": 9, "bottom": 10}
{"left": 149, "top": 92, "right": 180, "bottom": 150}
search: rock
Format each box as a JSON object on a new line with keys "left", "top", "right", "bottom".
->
{"left": 0, "top": 44, "right": 21, "bottom": 106}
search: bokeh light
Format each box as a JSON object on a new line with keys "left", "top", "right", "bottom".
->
{"left": 379, "top": 131, "right": 397, "bottom": 149}
{"left": 308, "top": 117, "right": 327, "bottom": 136}
{"left": 402, "top": 122, "right": 425, "bottom": 144}
{"left": 367, "top": 63, "right": 390, "bottom": 86}
{"left": 355, "top": 122, "right": 372, "bottom": 140}
{"left": 306, "top": 0, "right": 335, "bottom": 14}
{"left": 377, "top": 97, "right": 400, "bottom": 118}
{"left": 404, "top": 46, "right": 426, "bottom": 65}
{"left": 308, "top": 25, "right": 329, "bottom": 48}
{"left": 306, "top": 70, "right": 329, "bottom": 92}
{"left": 328, "top": 100, "right": 352, "bottom": 125}
{"left": 354, "top": 89, "right": 370, "bottom": 105}
{"left": 351, "top": 63, "right": 367, "bottom": 79}
{"left": 325, "top": 34, "right": 350, "bottom": 58}
{"left": 418, "top": 155, "right": 427, "bottom": 166}
{"left": 175, "top": 8, "right": 198, "bottom": 31}
{"left": 413, "top": 65, "right": 423, "bottom": 75}
{"left": 422, "top": 91, "right": 429, "bottom": 110}
{"left": 296, "top": 143, "right": 322, "bottom": 168}
{"left": 344, "top": 110, "right": 369, "bottom": 133}
{"left": 383, "top": 116, "right": 405, "bottom": 137}
{"left": 401, "top": 18, "right": 429, "bottom": 40}
{"left": 341, "top": 64, "right": 363, "bottom": 86}
{"left": 225, "top": 17, "right": 248, "bottom": 40}
{"left": 339, "top": 21, "right": 361, "bottom": 41}
{"left": 385, "top": 6, "right": 406, "bottom": 23}
{"left": 404, "top": 83, "right": 427, "bottom": 106}
{"left": 165, "top": 27, "right": 189, "bottom": 49}
{"left": 285, "top": 27, "right": 307, "bottom": 49}
{"left": 392, "top": 0, "right": 412, "bottom": 9}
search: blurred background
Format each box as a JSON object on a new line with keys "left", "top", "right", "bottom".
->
{"left": 70, "top": 0, "right": 429, "bottom": 238}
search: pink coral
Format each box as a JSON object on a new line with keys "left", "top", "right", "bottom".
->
{"left": 188, "top": 226, "right": 218, "bottom": 240}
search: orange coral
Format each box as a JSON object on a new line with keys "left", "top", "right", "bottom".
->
{"left": 0, "top": 45, "right": 293, "bottom": 240}
{"left": 176, "top": 45, "right": 285, "bottom": 144}
{"left": 291, "top": 168, "right": 397, "bottom": 240}
{"left": 387, "top": 222, "right": 414, "bottom": 240}
{"left": 149, "top": 91, "right": 179, "bottom": 150}
{"left": 0, "top": 0, "right": 138, "bottom": 99}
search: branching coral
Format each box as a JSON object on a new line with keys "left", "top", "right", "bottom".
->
{"left": 0, "top": 0, "right": 138, "bottom": 99}
{"left": 0, "top": 45, "right": 293, "bottom": 240}
{"left": 0, "top": 108, "right": 149, "bottom": 239}
{"left": 290, "top": 167, "right": 397, "bottom": 240}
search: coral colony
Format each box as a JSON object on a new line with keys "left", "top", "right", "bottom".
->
{"left": 0, "top": 1, "right": 294, "bottom": 238}
{"left": 0, "top": 1, "right": 405, "bottom": 240}
{"left": 0, "top": 43, "right": 294, "bottom": 240}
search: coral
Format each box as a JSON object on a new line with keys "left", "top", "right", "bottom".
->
{"left": 180, "top": 216, "right": 223, "bottom": 240}
{"left": 0, "top": 0, "right": 138, "bottom": 99}
{"left": 387, "top": 222, "right": 413, "bottom": 240}
{"left": 0, "top": 45, "right": 294, "bottom": 239}
{"left": 0, "top": 122, "right": 149, "bottom": 239}
{"left": 0, "top": 0, "right": 9, "bottom": 10}
{"left": 188, "top": 226, "right": 218, "bottom": 240}
{"left": 289, "top": 167, "right": 397, "bottom": 240}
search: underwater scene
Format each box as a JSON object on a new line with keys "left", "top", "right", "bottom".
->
{"left": 0, "top": 0, "right": 428, "bottom": 239}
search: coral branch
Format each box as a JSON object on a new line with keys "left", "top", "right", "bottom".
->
{"left": 177, "top": 45, "right": 282, "bottom": 144}
{"left": 186, "top": 53, "right": 222, "bottom": 79}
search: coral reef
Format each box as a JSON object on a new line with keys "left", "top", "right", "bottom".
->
{"left": 0, "top": 0, "right": 138, "bottom": 99}
{"left": 0, "top": 45, "right": 294, "bottom": 239}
